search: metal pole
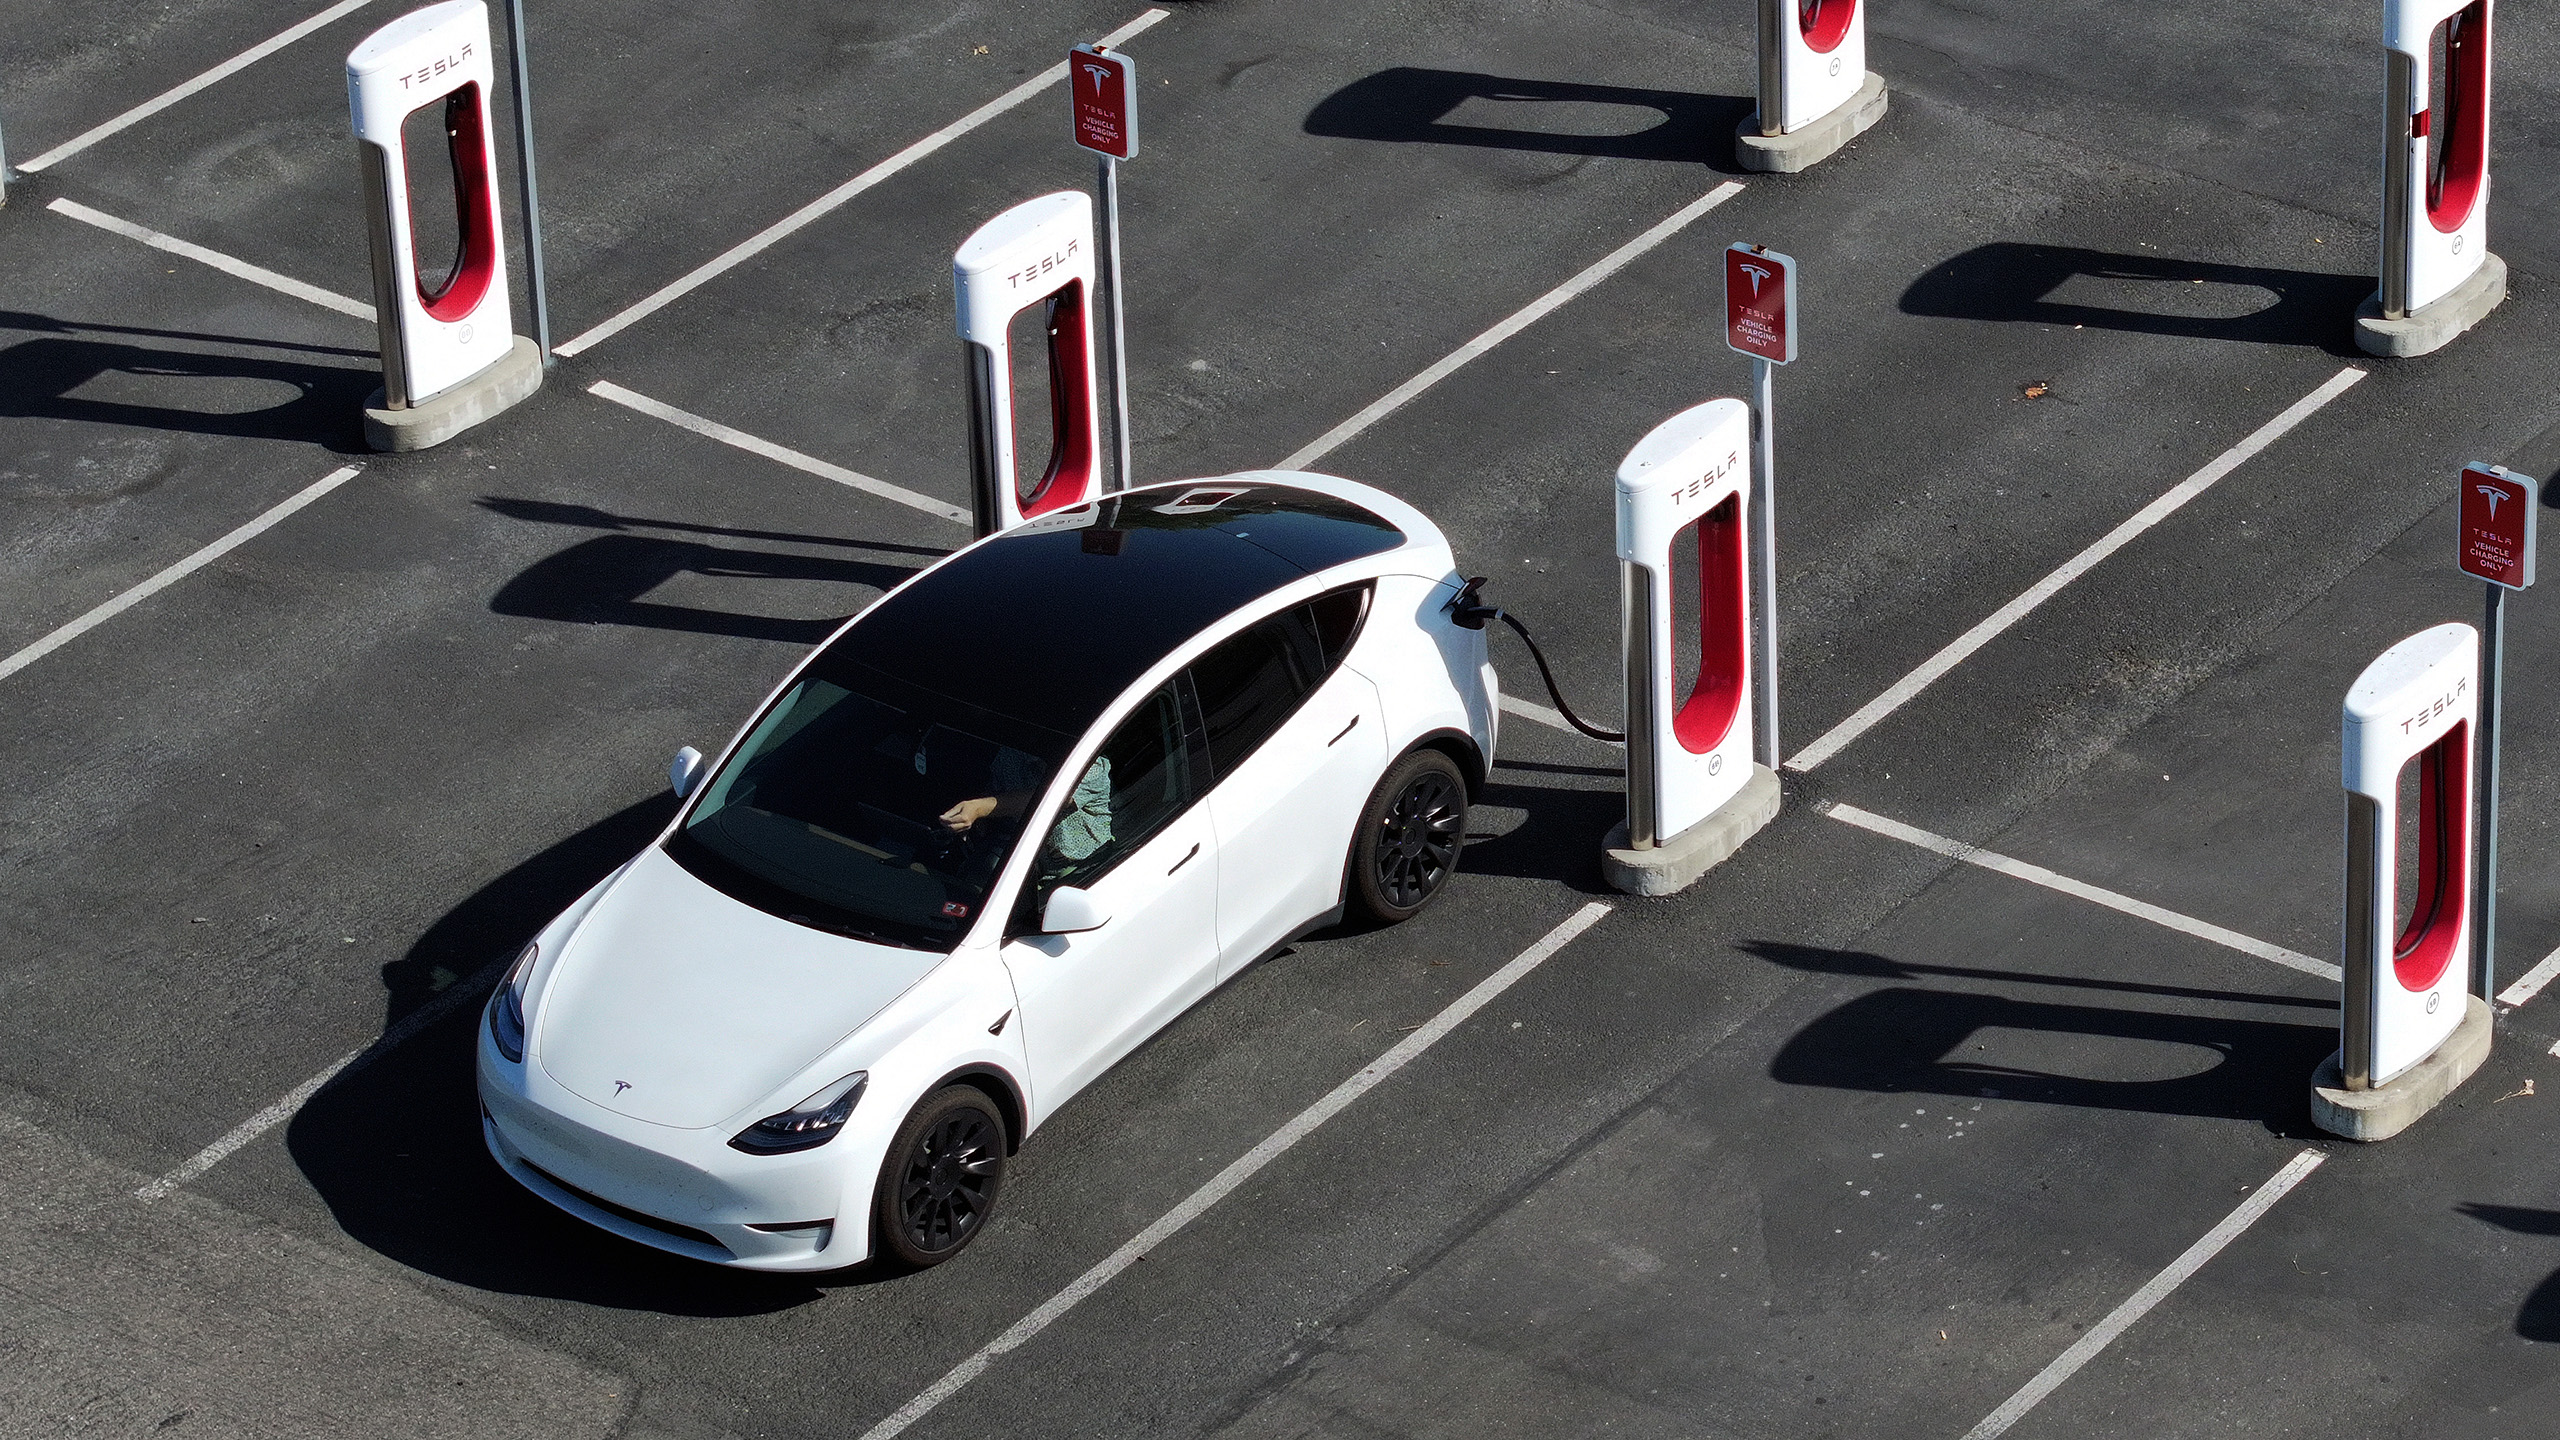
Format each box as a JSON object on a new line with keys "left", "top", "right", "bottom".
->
{"left": 2379, "top": 51, "right": 2416, "bottom": 320}
{"left": 1750, "top": 355, "right": 1780, "bottom": 770}
{"left": 2476, "top": 580, "right": 2506, "bottom": 1000}
{"left": 499, "top": 0, "right": 552, "bottom": 362}
{"left": 1, "top": 112, "right": 10, "bottom": 207}
{"left": 1098, "top": 154, "right": 1132, "bottom": 490}
{"left": 1622, "top": 561, "right": 1658, "bottom": 850}
{"left": 1755, "top": 0, "right": 1784, "bottom": 137}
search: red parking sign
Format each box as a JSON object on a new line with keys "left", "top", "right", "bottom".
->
{"left": 2459, "top": 463, "right": 2537, "bottom": 590}
{"left": 1070, "top": 44, "right": 1138, "bottom": 160}
{"left": 1725, "top": 244, "right": 1796, "bottom": 364}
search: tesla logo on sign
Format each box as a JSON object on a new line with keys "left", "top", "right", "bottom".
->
{"left": 1070, "top": 44, "right": 1138, "bottom": 160}
{"left": 1724, "top": 244, "right": 1798, "bottom": 364}
{"left": 2458, "top": 463, "right": 2537, "bottom": 591}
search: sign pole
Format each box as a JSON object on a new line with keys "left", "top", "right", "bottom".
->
{"left": 2457, "top": 461, "right": 2537, "bottom": 1001}
{"left": 1098, "top": 152, "right": 1132, "bottom": 491}
{"left": 499, "top": 0, "right": 552, "bottom": 363}
{"left": 1070, "top": 41, "right": 1139, "bottom": 492}
{"left": 2478, "top": 578, "right": 2505, "bottom": 1000}
{"left": 1750, "top": 354, "right": 1779, "bottom": 768}
{"left": 1724, "top": 242, "right": 1796, "bottom": 773}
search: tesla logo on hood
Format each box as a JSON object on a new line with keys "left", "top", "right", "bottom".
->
{"left": 613, "top": 1080, "right": 632, "bottom": 1095}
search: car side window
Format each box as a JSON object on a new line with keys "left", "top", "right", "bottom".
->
{"left": 1307, "top": 584, "right": 1370, "bottom": 667}
{"left": 1186, "top": 582, "right": 1373, "bottom": 780}
{"left": 1014, "top": 685, "right": 1205, "bottom": 922}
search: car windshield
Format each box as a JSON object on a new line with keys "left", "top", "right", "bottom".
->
{"left": 666, "top": 658, "right": 1072, "bottom": 951}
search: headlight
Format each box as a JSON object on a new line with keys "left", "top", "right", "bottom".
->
{"left": 730, "top": 1072, "right": 868, "bottom": 1155}
{"left": 488, "top": 942, "right": 535, "bottom": 1063}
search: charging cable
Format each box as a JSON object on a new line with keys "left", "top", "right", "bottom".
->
{"left": 1444, "top": 577, "right": 1625, "bottom": 743}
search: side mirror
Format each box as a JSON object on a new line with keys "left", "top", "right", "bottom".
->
{"left": 1039, "top": 886, "right": 1111, "bottom": 934}
{"left": 670, "top": 745, "right": 706, "bottom": 799}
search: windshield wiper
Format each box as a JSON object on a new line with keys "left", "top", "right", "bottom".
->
{"left": 788, "top": 913, "right": 935, "bottom": 951}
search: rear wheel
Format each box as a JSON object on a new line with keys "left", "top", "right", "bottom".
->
{"left": 875, "top": 1086, "right": 1007, "bottom": 1268}
{"left": 1349, "top": 749, "right": 1469, "bottom": 925}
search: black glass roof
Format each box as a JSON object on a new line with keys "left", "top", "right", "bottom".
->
{"left": 817, "top": 484, "right": 1404, "bottom": 743}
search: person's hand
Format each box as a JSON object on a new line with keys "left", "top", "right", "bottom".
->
{"left": 939, "top": 796, "right": 1000, "bottom": 833}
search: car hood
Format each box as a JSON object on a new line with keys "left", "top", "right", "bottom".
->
{"left": 534, "top": 846, "right": 941, "bottom": 1129}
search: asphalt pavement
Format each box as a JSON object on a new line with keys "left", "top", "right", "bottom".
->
{"left": 5, "top": 1, "right": 2560, "bottom": 1436}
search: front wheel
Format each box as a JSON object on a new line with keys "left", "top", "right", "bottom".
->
{"left": 1349, "top": 749, "right": 1469, "bottom": 925}
{"left": 874, "top": 1086, "right": 1008, "bottom": 1268}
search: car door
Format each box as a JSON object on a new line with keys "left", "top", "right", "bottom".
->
{"left": 1190, "top": 587, "right": 1385, "bottom": 975}
{"left": 1000, "top": 683, "right": 1219, "bottom": 1111}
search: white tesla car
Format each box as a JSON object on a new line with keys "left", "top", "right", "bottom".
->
{"left": 478, "top": 473, "right": 1499, "bottom": 1270}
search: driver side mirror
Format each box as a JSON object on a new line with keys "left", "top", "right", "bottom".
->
{"left": 670, "top": 745, "right": 706, "bottom": 799}
{"left": 1040, "top": 886, "right": 1111, "bottom": 934}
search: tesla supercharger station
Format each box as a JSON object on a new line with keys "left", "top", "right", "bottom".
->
{"left": 954, "top": 192, "right": 1105, "bottom": 538}
{"left": 2357, "top": 0, "right": 2506, "bottom": 357}
{"left": 1602, "top": 399, "right": 1782, "bottom": 897}
{"left": 347, "top": 0, "right": 541, "bottom": 452}
{"left": 1735, "top": 0, "right": 1888, "bottom": 174}
{"left": 2311, "top": 622, "right": 2495, "bottom": 1140}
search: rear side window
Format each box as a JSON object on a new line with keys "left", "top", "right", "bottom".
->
{"left": 1187, "top": 583, "right": 1372, "bottom": 779}
{"left": 1307, "top": 584, "right": 1370, "bottom": 667}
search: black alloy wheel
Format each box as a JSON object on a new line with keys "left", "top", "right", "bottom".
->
{"left": 1350, "top": 749, "right": 1469, "bottom": 925}
{"left": 876, "top": 1086, "right": 1007, "bottom": 1268}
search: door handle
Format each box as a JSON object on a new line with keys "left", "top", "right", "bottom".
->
{"left": 1167, "top": 842, "right": 1200, "bottom": 875}
{"left": 1328, "top": 714, "right": 1361, "bottom": 746}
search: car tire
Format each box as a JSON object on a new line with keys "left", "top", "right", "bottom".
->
{"left": 1349, "top": 748, "right": 1470, "bottom": 925}
{"left": 874, "top": 1085, "right": 1008, "bottom": 1269}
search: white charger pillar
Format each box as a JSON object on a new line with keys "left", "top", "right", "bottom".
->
{"left": 2356, "top": 0, "right": 2506, "bottom": 356}
{"left": 1602, "top": 399, "right": 1782, "bottom": 897}
{"left": 348, "top": 0, "right": 541, "bottom": 452}
{"left": 1735, "top": 0, "right": 1887, "bottom": 174}
{"left": 954, "top": 192, "right": 1104, "bottom": 538}
{"left": 2312, "top": 622, "right": 2493, "bottom": 1140}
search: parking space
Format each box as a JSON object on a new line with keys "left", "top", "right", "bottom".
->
{"left": 8, "top": 0, "right": 2560, "bottom": 1434}
{"left": 0, "top": 209, "right": 377, "bottom": 653}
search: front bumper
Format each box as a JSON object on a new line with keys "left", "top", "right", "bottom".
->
{"left": 477, "top": 1027, "right": 873, "bottom": 1272}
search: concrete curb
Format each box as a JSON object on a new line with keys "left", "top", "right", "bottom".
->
{"left": 1734, "top": 73, "right": 1888, "bottom": 175}
{"left": 2354, "top": 252, "right": 2506, "bottom": 359}
{"left": 364, "top": 335, "right": 545, "bottom": 452}
{"left": 2309, "top": 994, "right": 2493, "bottom": 1142}
{"left": 1602, "top": 765, "right": 1781, "bottom": 897}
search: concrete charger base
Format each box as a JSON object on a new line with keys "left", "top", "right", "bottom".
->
{"left": 1735, "top": 73, "right": 1889, "bottom": 174}
{"left": 1602, "top": 765, "right": 1782, "bottom": 898}
{"left": 2309, "top": 994, "right": 2493, "bottom": 1142}
{"left": 2354, "top": 252, "right": 2506, "bottom": 359}
{"left": 363, "top": 335, "right": 544, "bottom": 453}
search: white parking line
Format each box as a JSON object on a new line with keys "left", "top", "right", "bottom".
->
{"left": 48, "top": 198, "right": 375, "bottom": 321}
{"left": 1499, "top": 693, "right": 1621, "bottom": 745}
{"left": 860, "top": 901, "right": 1613, "bottom": 1440}
{"left": 2497, "top": 945, "right": 2560, "bottom": 1009}
{"left": 17, "top": 0, "right": 384, "bottom": 173}
{"left": 1824, "top": 802, "right": 2339, "bottom": 982}
{"left": 1278, "top": 182, "right": 1746, "bottom": 472}
{"left": 1959, "top": 1148, "right": 2325, "bottom": 1440}
{"left": 137, "top": 954, "right": 505, "bottom": 1201}
{"left": 1786, "top": 367, "right": 2366, "bottom": 773}
{"left": 587, "top": 382, "right": 968, "bottom": 525}
{"left": 1, "top": 465, "right": 363, "bottom": 684}
{"left": 554, "top": 7, "right": 1171, "bottom": 357}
